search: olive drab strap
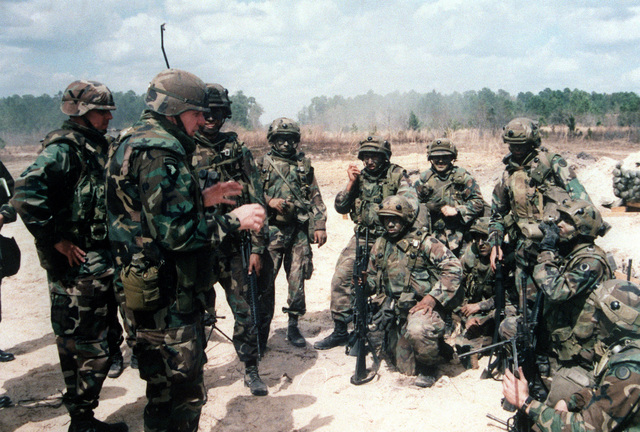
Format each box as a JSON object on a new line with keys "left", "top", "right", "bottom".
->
{"left": 263, "top": 154, "right": 312, "bottom": 213}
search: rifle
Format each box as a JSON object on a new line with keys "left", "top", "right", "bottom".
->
{"left": 347, "top": 228, "right": 380, "bottom": 385}
{"left": 241, "top": 232, "right": 262, "bottom": 359}
{"left": 480, "top": 260, "right": 507, "bottom": 379}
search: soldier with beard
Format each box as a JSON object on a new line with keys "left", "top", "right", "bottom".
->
{"left": 257, "top": 118, "right": 327, "bottom": 348}
{"left": 12, "top": 81, "right": 127, "bottom": 431}
{"left": 367, "top": 195, "right": 462, "bottom": 387}
{"left": 315, "top": 135, "right": 408, "bottom": 350}
{"left": 192, "top": 83, "right": 273, "bottom": 396}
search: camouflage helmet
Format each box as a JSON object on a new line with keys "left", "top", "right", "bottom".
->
{"left": 593, "top": 279, "right": 640, "bottom": 338}
{"left": 377, "top": 195, "right": 416, "bottom": 224}
{"left": 358, "top": 135, "right": 392, "bottom": 160}
{"left": 427, "top": 138, "right": 458, "bottom": 159}
{"left": 557, "top": 199, "right": 603, "bottom": 240}
{"left": 61, "top": 80, "right": 116, "bottom": 116}
{"left": 145, "top": 69, "right": 208, "bottom": 116}
{"left": 502, "top": 117, "right": 541, "bottom": 147}
{"left": 206, "top": 83, "right": 232, "bottom": 118}
{"left": 267, "top": 117, "right": 301, "bottom": 142}
{"left": 469, "top": 217, "right": 490, "bottom": 237}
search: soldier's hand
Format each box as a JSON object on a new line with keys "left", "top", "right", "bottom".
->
{"left": 409, "top": 294, "right": 436, "bottom": 315}
{"left": 554, "top": 400, "right": 569, "bottom": 412}
{"left": 538, "top": 220, "right": 560, "bottom": 251}
{"left": 502, "top": 367, "right": 530, "bottom": 411}
{"left": 54, "top": 239, "right": 86, "bottom": 267}
{"left": 268, "top": 198, "right": 287, "bottom": 214}
{"left": 347, "top": 163, "right": 361, "bottom": 182}
{"left": 465, "top": 317, "right": 481, "bottom": 329}
{"left": 314, "top": 230, "right": 327, "bottom": 247}
{"left": 249, "top": 253, "right": 262, "bottom": 276}
{"left": 490, "top": 246, "right": 503, "bottom": 271}
{"left": 231, "top": 204, "right": 266, "bottom": 232}
{"left": 202, "top": 181, "right": 243, "bottom": 207}
{"left": 461, "top": 303, "right": 481, "bottom": 317}
{"left": 441, "top": 205, "right": 459, "bottom": 217}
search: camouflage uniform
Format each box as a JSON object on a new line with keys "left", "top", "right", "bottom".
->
{"left": 12, "top": 120, "right": 117, "bottom": 421}
{"left": 257, "top": 132, "right": 327, "bottom": 319}
{"left": 192, "top": 129, "right": 273, "bottom": 359}
{"left": 0, "top": 159, "right": 17, "bottom": 366}
{"left": 367, "top": 196, "right": 463, "bottom": 377}
{"left": 410, "top": 139, "right": 484, "bottom": 256}
{"left": 106, "top": 70, "right": 242, "bottom": 432}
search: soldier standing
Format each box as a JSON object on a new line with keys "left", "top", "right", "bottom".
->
{"left": 410, "top": 138, "right": 485, "bottom": 256}
{"left": 257, "top": 118, "right": 327, "bottom": 348}
{"left": 532, "top": 200, "right": 612, "bottom": 407}
{"left": 503, "top": 279, "right": 640, "bottom": 431}
{"left": 12, "top": 81, "right": 127, "bottom": 431}
{"left": 314, "top": 135, "right": 407, "bottom": 350}
{"left": 192, "top": 83, "right": 273, "bottom": 396}
{"left": 367, "top": 195, "right": 462, "bottom": 387}
{"left": 106, "top": 69, "right": 264, "bottom": 432}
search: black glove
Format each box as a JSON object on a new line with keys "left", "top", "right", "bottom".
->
{"left": 538, "top": 220, "right": 560, "bottom": 251}
{"left": 372, "top": 308, "right": 395, "bottom": 332}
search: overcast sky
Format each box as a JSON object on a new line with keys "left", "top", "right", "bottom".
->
{"left": 1, "top": 0, "right": 640, "bottom": 124}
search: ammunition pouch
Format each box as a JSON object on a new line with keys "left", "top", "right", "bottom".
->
{"left": 121, "top": 261, "right": 163, "bottom": 312}
{"left": 0, "top": 235, "right": 20, "bottom": 278}
{"left": 517, "top": 222, "right": 544, "bottom": 240}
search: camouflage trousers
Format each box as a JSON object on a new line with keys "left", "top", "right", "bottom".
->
{"left": 49, "top": 273, "right": 114, "bottom": 418}
{"left": 514, "top": 236, "right": 540, "bottom": 302}
{"left": 267, "top": 222, "right": 313, "bottom": 316}
{"left": 385, "top": 309, "right": 447, "bottom": 375}
{"left": 216, "top": 250, "right": 274, "bottom": 361}
{"left": 432, "top": 223, "right": 465, "bottom": 257}
{"left": 112, "top": 276, "right": 136, "bottom": 350}
{"left": 133, "top": 305, "right": 207, "bottom": 432}
{"left": 329, "top": 234, "right": 376, "bottom": 323}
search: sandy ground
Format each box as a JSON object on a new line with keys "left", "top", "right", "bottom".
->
{"left": 0, "top": 142, "right": 639, "bottom": 432}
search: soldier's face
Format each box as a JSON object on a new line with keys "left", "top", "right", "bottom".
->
{"left": 179, "top": 110, "right": 206, "bottom": 137}
{"left": 473, "top": 235, "right": 491, "bottom": 256}
{"left": 85, "top": 109, "right": 113, "bottom": 133}
{"left": 557, "top": 219, "right": 576, "bottom": 240}
{"left": 272, "top": 135, "right": 299, "bottom": 155}
{"left": 382, "top": 215, "right": 406, "bottom": 238}
{"left": 361, "top": 152, "right": 385, "bottom": 173}
{"left": 202, "top": 108, "right": 227, "bottom": 136}
{"left": 508, "top": 144, "right": 533, "bottom": 162}
{"left": 429, "top": 155, "right": 454, "bottom": 173}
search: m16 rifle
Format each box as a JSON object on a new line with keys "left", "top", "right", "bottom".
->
{"left": 480, "top": 260, "right": 507, "bottom": 378}
{"left": 346, "top": 228, "right": 380, "bottom": 385}
{"left": 241, "top": 232, "right": 262, "bottom": 359}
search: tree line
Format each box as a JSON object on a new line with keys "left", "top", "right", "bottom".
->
{"left": 297, "top": 88, "right": 640, "bottom": 134}
{"left": 0, "top": 90, "right": 263, "bottom": 136}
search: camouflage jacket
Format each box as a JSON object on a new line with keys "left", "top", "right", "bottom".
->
{"left": 460, "top": 243, "right": 496, "bottom": 313}
{"left": 489, "top": 148, "right": 591, "bottom": 248}
{"left": 106, "top": 110, "right": 241, "bottom": 314}
{"left": 366, "top": 224, "right": 463, "bottom": 317}
{"left": 528, "top": 339, "right": 640, "bottom": 432}
{"left": 412, "top": 166, "right": 485, "bottom": 250}
{"left": 0, "top": 160, "right": 16, "bottom": 223}
{"left": 256, "top": 150, "right": 327, "bottom": 233}
{"left": 192, "top": 131, "right": 266, "bottom": 256}
{"left": 12, "top": 120, "right": 113, "bottom": 285}
{"left": 533, "top": 243, "right": 613, "bottom": 365}
{"left": 335, "top": 163, "right": 406, "bottom": 238}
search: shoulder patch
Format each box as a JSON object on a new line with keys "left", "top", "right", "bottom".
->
{"left": 615, "top": 365, "right": 631, "bottom": 381}
{"left": 579, "top": 263, "right": 590, "bottom": 272}
{"left": 165, "top": 161, "right": 179, "bottom": 181}
{"left": 557, "top": 158, "right": 567, "bottom": 167}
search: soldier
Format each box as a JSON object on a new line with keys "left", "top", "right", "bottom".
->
{"left": 367, "top": 195, "right": 463, "bottom": 388}
{"left": 455, "top": 217, "right": 516, "bottom": 362}
{"left": 106, "top": 69, "right": 264, "bottom": 432}
{"left": 410, "top": 138, "right": 485, "bottom": 256}
{"left": 257, "top": 118, "right": 327, "bottom": 348}
{"left": 532, "top": 199, "right": 612, "bottom": 407}
{"left": 0, "top": 159, "right": 17, "bottom": 408}
{"left": 314, "top": 135, "right": 407, "bottom": 350}
{"left": 12, "top": 81, "right": 127, "bottom": 431}
{"left": 489, "top": 118, "right": 593, "bottom": 304}
{"left": 502, "top": 279, "right": 640, "bottom": 431}
{"left": 192, "top": 83, "right": 273, "bottom": 396}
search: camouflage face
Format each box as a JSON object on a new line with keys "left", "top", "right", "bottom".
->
{"left": 469, "top": 217, "right": 491, "bottom": 256}
{"left": 380, "top": 215, "right": 406, "bottom": 238}
{"left": 61, "top": 80, "right": 116, "bottom": 116}
{"left": 502, "top": 117, "right": 541, "bottom": 147}
{"left": 360, "top": 151, "right": 385, "bottom": 173}
{"left": 202, "top": 108, "right": 227, "bottom": 137}
{"left": 205, "top": 83, "right": 232, "bottom": 117}
{"left": 358, "top": 135, "right": 391, "bottom": 160}
{"left": 271, "top": 135, "right": 299, "bottom": 157}
{"left": 145, "top": 69, "right": 208, "bottom": 116}
{"left": 557, "top": 199, "right": 603, "bottom": 240}
{"left": 378, "top": 195, "right": 415, "bottom": 225}
{"left": 427, "top": 138, "right": 457, "bottom": 159}
{"left": 593, "top": 279, "right": 640, "bottom": 342}
{"left": 267, "top": 118, "right": 301, "bottom": 142}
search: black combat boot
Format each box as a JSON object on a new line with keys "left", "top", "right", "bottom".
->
{"left": 286, "top": 315, "right": 306, "bottom": 347}
{"left": 0, "top": 395, "right": 12, "bottom": 408}
{"left": 108, "top": 350, "right": 124, "bottom": 379}
{"left": 244, "top": 361, "right": 268, "bottom": 396}
{"left": 313, "top": 320, "right": 348, "bottom": 350}
{"left": 415, "top": 365, "right": 439, "bottom": 388}
{"left": 0, "top": 348, "right": 14, "bottom": 362}
{"left": 68, "top": 413, "right": 128, "bottom": 432}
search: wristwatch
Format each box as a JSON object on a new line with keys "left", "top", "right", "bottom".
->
{"left": 520, "top": 395, "right": 534, "bottom": 413}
